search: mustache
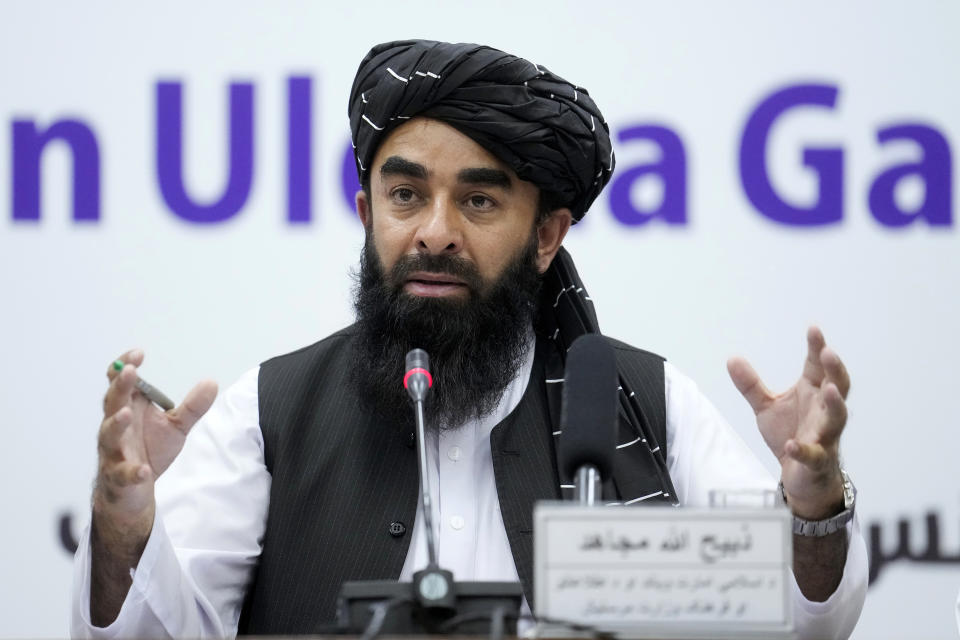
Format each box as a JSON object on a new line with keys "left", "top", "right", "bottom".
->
{"left": 387, "top": 252, "right": 485, "bottom": 294}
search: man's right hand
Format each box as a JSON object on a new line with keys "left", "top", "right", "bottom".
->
{"left": 90, "top": 349, "right": 217, "bottom": 626}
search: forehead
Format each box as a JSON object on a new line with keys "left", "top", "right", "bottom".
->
{"left": 371, "top": 117, "right": 517, "bottom": 179}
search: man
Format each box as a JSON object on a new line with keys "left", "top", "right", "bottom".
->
{"left": 73, "top": 40, "right": 867, "bottom": 638}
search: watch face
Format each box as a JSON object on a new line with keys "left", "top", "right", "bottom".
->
{"left": 841, "top": 470, "right": 856, "bottom": 509}
{"left": 418, "top": 573, "right": 450, "bottom": 601}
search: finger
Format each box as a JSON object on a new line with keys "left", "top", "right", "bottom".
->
{"left": 104, "top": 461, "right": 151, "bottom": 489}
{"left": 102, "top": 364, "right": 138, "bottom": 417}
{"left": 98, "top": 406, "right": 134, "bottom": 457}
{"left": 818, "top": 382, "right": 847, "bottom": 444}
{"left": 802, "top": 326, "right": 826, "bottom": 385}
{"left": 821, "top": 346, "right": 851, "bottom": 399}
{"left": 106, "top": 349, "right": 145, "bottom": 381}
{"left": 118, "top": 438, "right": 146, "bottom": 468}
{"left": 167, "top": 380, "right": 218, "bottom": 434}
{"left": 727, "top": 357, "right": 774, "bottom": 414}
{"left": 784, "top": 438, "right": 830, "bottom": 471}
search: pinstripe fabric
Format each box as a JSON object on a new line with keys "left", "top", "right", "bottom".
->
{"left": 490, "top": 338, "right": 562, "bottom": 610}
{"left": 240, "top": 327, "right": 420, "bottom": 634}
{"left": 238, "top": 326, "right": 665, "bottom": 632}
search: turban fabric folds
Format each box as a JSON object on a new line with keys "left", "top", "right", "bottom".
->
{"left": 348, "top": 39, "right": 614, "bottom": 221}
{"left": 348, "top": 39, "right": 677, "bottom": 506}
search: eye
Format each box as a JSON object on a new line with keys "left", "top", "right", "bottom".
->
{"left": 465, "top": 194, "right": 496, "bottom": 211}
{"left": 390, "top": 187, "right": 419, "bottom": 205}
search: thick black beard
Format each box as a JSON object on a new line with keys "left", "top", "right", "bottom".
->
{"left": 351, "top": 233, "right": 542, "bottom": 430}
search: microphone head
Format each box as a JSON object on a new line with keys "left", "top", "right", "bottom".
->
{"left": 557, "top": 334, "right": 618, "bottom": 482}
{"left": 405, "top": 348, "right": 430, "bottom": 376}
{"left": 404, "top": 348, "right": 433, "bottom": 401}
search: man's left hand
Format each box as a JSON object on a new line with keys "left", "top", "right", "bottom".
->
{"left": 727, "top": 326, "right": 849, "bottom": 520}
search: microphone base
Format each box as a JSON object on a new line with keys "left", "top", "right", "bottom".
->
{"left": 337, "top": 579, "right": 522, "bottom": 635}
{"left": 412, "top": 567, "right": 456, "bottom": 611}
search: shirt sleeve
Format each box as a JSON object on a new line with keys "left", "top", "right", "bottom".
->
{"left": 956, "top": 587, "right": 960, "bottom": 634}
{"left": 663, "top": 361, "right": 867, "bottom": 640}
{"left": 71, "top": 366, "right": 269, "bottom": 639}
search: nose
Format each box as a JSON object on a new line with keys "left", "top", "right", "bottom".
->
{"left": 413, "top": 198, "right": 463, "bottom": 255}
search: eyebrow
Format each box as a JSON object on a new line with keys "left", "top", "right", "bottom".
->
{"left": 379, "top": 156, "right": 427, "bottom": 180}
{"left": 457, "top": 167, "right": 512, "bottom": 190}
{"left": 378, "top": 156, "right": 513, "bottom": 191}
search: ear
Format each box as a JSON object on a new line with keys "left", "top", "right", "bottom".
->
{"left": 355, "top": 190, "right": 371, "bottom": 227}
{"left": 535, "top": 208, "right": 573, "bottom": 273}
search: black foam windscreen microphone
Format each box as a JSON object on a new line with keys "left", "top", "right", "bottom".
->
{"left": 404, "top": 348, "right": 433, "bottom": 403}
{"left": 557, "top": 334, "right": 618, "bottom": 482}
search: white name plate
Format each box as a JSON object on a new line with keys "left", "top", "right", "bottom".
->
{"left": 533, "top": 503, "right": 794, "bottom": 639}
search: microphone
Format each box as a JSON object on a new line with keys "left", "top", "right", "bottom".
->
{"left": 403, "top": 348, "right": 455, "bottom": 611}
{"left": 557, "top": 334, "right": 618, "bottom": 505}
{"left": 404, "top": 349, "right": 433, "bottom": 403}
{"left": 334, "top": 350, "right": 524, "bottom": 633}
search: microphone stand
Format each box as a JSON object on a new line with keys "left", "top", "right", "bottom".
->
{"left": 407, "top": 358, "right": 456, "bottom": 611}
{"left": 336, "top": 348, "right": 521, "bottom": 636}
{"left": 574, "top": 464, "right": 602, "bottom": 506}
{"left": 413, "top": 396, "right": 437, "bottom": 563}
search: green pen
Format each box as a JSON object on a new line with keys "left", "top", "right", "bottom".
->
{"left": 112, "top": 360, "right": 175, "bottom": 411}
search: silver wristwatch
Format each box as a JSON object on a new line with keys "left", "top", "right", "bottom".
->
{"left": 779, "top": 469, "right": 856, "bottom": 537}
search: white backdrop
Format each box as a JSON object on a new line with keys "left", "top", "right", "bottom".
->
{"left": 1, "top": 1, "right": 958, "bottom": 637}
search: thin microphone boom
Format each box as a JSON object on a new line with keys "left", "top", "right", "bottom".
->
{"left": 403, "top": 349, "right": 458, "bottom": 612}
{"left": 414, "top": 395, "right": 438, "bottom": 567}
{"left": 404, "top": 349, "right": 438, "bottom": 567}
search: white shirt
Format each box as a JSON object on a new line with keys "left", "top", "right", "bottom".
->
{"left": 72, "top": 347, "right": 868, "bottom": 640}
{"left": 956, "top": 588, "right": 960, "bottom": 634}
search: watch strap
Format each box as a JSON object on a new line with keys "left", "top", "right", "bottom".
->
{"left": 779, "top": 469, "right": 856, "bottom": 538}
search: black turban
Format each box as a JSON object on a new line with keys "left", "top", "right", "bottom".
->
{"left": 348, "top": 39, "right": 614, "bottom": 221}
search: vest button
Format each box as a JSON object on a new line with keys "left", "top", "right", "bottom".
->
{"left": 389, "top": 521, "right": 407, "bottom": 537}
{"left": 407, "top": 432, "right": 416, "bottom": 449}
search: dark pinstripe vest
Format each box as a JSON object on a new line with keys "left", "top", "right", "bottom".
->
{"left": 238, "top": 325, "right": 665, "bottom": 634}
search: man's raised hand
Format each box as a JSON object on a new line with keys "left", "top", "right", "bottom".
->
{"left": 727, "top": 327, "right": 850, "bottom": 520}
{"left": 95, "top": 349, "right": 217, "bottom": 527}
{"left": 90, "top": 350, "right": 216, "bottom": 626}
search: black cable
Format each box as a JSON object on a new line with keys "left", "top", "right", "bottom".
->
{"left": 517, "top": 613, "right": 617, "bottom": 640}
{"left": 436, "top": 608, "right": 508, "bottom": 638}
{"left": 360, "top": 596, "right": 409, "bottom": 640}
{"left": 436, "top": 606, "right": 511, "bottom": 633}
{"left": 488, "top": 605, "right": 505, "bottom": 640}
{"left": 438, "top": 609, "right": 614, "bottom": 640}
